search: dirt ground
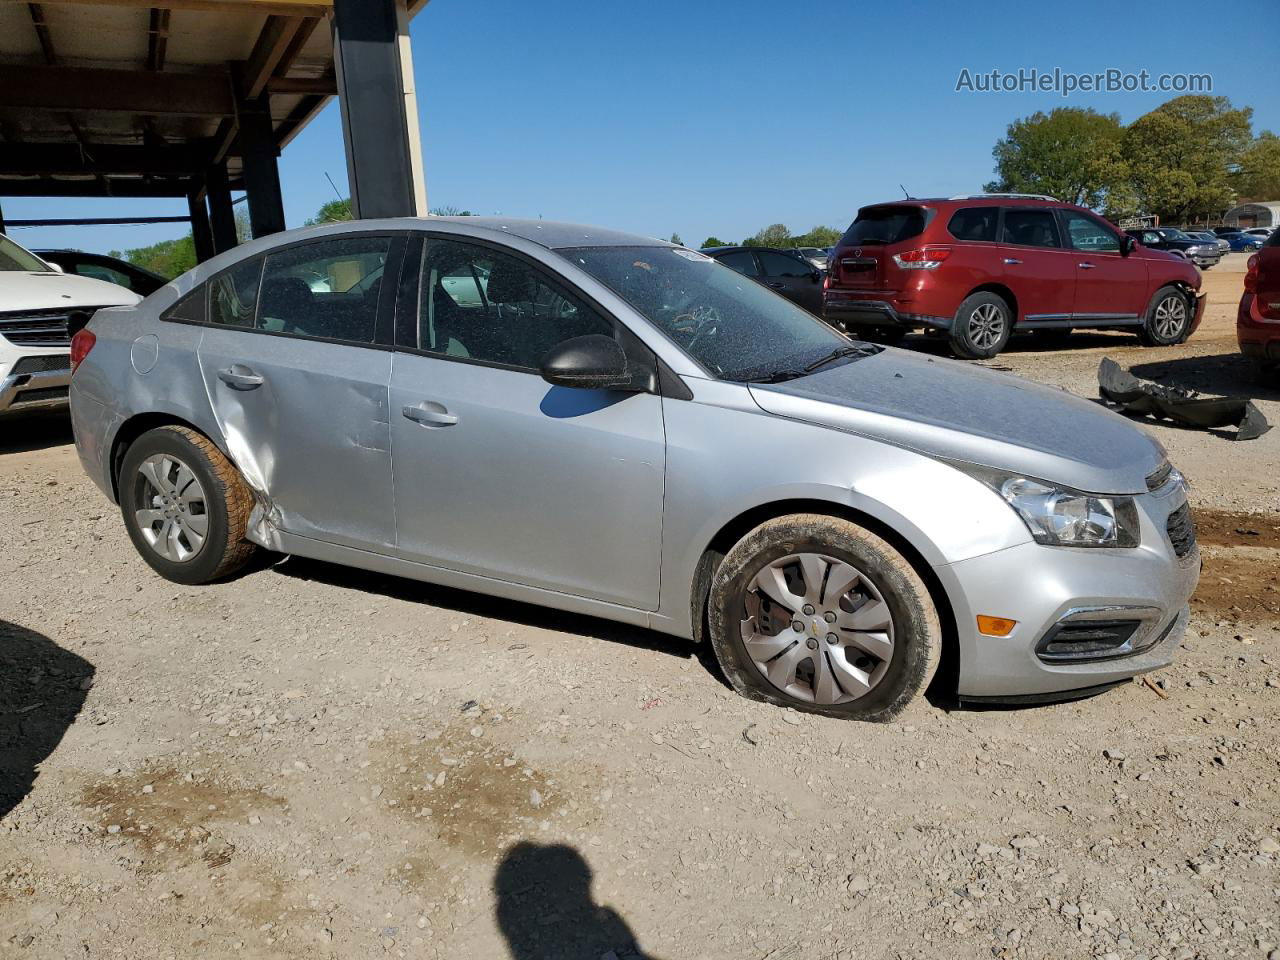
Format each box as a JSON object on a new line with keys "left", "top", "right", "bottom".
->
{"left": 2, "top": 254, "right": 1278, "bottom": 960}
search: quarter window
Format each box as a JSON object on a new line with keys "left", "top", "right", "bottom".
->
{"left": 418, "top": 239, "right": 614, "bottom": 371}
{"left": 258, "top": 235, "right": 390, "bottom": 343}
{"left": 757, "top": 251, "right": 812, "bottom": 278}
{"left": 1001, "top": 209, "right": 1061, "bottom": 249}
{"left": 1062, "top": 212, "right": 1120, "bottom": 253}
{"left": 716, "top": 251, "right": 758, "bottom": 276}
{"left": 947, "top": 207, "right": 999, "bottom": 243}
{"left": 162, "top": 286, "right": 207, "bottom": 323}
{"left": 209, "top": 258, "right": 263, "bottom": 328}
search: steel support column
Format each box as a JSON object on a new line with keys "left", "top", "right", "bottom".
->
{"left": 333, "top": 0, "right": 427, "bottom": 219}
{"left": 238, "top": 96, "right": 286, "bottom": 238}
{"left": 0, "top": 198, "right": 6, "bottom": 235}
{"left": 187, "top": 189, "right": 215, "bottom": 263}
{"left": 206, "top": 162, "right": 238, "bottom": 253}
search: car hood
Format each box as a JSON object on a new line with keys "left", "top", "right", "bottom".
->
{"left": 748, "top": 349, "right": 1163, "bottom": 494}
{"left": 0, "top": 271, "right": 140, "bottom": 312}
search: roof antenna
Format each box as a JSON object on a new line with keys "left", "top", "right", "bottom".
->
{"left": 900, "top": 184, "right": 913, "bottom": 199}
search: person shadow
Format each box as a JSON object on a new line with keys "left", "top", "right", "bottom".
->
{"left": 0, "top": 620, "right": 94, "bottom": 820}
{"left": 495, "top": 842, "right": 666, "bottom": 960}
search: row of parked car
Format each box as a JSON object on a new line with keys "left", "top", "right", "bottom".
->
{"left": 704, "top": 198, "right": 1276, "bottom": 360}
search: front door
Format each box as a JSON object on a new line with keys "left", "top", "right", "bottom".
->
{"left": 756, "top": 249, "right": 824, "bottom": 316}
{"left": 195, "top": 234, "right": 400, "bottom": 549}
{"left": 1058, "top": 210, "right": 1149, "bottom": 320}
{"left": 997, "top": 207, "right": 1076, "bottom": 324}
{"left": 389, "top": 236, "right": 666, "bottom": 610}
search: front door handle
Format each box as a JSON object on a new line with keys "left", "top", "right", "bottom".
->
{"left": 1078, "top": 262, "right": 1096, "bottom": 270}
{"left": 1002, "top": 257, "right": 1022, "bottom": 265}
{"left": 765, "top": 281, "right": 785, "bottom": 289}
{"left": 217, "top": 364, "right": 264, "bottom": 390}
{"left": 402, "top": 401, "right": 458, "bottom": 428}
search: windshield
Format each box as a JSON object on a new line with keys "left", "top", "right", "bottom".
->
{"left": 841, "top": 206, "right": 926, "bottom": 245}
{"left": 0, "top": 235, "right": 52, "bottom": 272}
{"left": 1159, "top": 229, "right": 1190, "bottom": 241}
{"left": 562, "top": 245, "right": 850, "bottom": 381}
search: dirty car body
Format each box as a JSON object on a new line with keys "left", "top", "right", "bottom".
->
{"left": 71, "top": 218, "right": 1199, "bottom": 705}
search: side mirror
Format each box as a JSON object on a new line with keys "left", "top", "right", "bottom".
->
{"left": 45, "top": 260, "right": 64, "bottom": 273}
{"left": 540, "top": 334, "right": 634, "bottom": 390}
{"left": 809, "top": 269, "right": 822, "bottom": 282}
{"left": 1120, "top": 235, "right": 1135, "bottom": 257}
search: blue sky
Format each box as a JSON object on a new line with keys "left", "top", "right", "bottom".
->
{"left": 5, "top": 0, "right": 1278, "bottom": 255}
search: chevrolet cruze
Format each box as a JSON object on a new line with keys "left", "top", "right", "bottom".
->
{"left": 69, "top": 218, "right": 1199, "bottom": 720}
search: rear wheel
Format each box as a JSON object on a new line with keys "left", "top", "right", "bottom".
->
{"left": 119, "top": 425, "right": 257, "bottom": 584}
{"left": 949, "top": 292, "right": 1012, "bottom": 359}
{"left": 708, "top": 514, "right": 941, "bottom": 722}
{"left": 1139, "top": 286, "right": 1192, "bottom": 346}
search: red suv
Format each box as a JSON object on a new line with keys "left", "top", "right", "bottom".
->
{"left": 1238, "top": 232, "right": 1280, "bottom": 378}
{"left": 823, "top": 194, "right": 1205, "bottom": 359}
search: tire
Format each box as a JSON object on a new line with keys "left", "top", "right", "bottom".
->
{"left": 708, "top": 514, "right": 941, "bottom": 722}
{"left": 949, "top": 292, "right": 1012, "bottom": 360}
{"left": 1139, "top": 286, "right": 1192, "bottom": 346}
{"left": 119, "top": 425, "right": 257, "bottom": 585}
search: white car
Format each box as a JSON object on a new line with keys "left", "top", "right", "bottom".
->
{"left": 1243, "top": 227, "right": 1275, "bottom": 240}
{"left": 1, "top": 234, "right": 141, "bottom": 416}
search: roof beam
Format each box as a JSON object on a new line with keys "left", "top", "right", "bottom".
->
{"left": 0, "top": 64, "right": 234, "bottom": 116}
{"left": 0, "top": 142, "right": 213, "bottom": 176}
{"left": 241, "top": 14, "right": 304, "bottom": 99}
{"left": 146, "top": 7, "right": 170, "bottom": 71}
{"left": 266, "top": 74, "right": 335, "bottom": 95}
{"left": 10, "top": 0, "right": 332, "bottom": 15}
{"left": 0, "top": 177, "right": 196, "bottom": 197}
{"left": 27, "top": 3, "right": 57, "bottom": 63}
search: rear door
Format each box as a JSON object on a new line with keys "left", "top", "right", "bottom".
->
{"left": 756, "top": 250, "right": 823, "bottom": 315}
{"left": 997, "top": 207, "right": 1076, "bottom": 325}
{"left": 388, "top": 235, "right": 666, "bottom": 609}
{"left": 1058, "top": 209, "right": 1148, "bottom": 320}
{"left": 194, "top": 233, "right": 401, "bottom": 550}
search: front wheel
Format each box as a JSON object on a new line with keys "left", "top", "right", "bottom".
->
{"left": 1139, "top": 286, "right": 1192, "bottom": 346}
{"left": 708, "top": 514, "right": 941, "bottom": 722}
{"left": 119, "top": 425, "right": 258, "bottom": 585}
{"left": 949, "top": 292, "right": 1012, "bottom": 359}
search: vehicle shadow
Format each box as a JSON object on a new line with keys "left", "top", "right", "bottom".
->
{"left": 0, "top": 411, "right": 74, "bottom": 455}
{"left": 898, "top": 329, "right": 1141, "bottom": 358}
{"left": 495, "top": 842, "right": 667, "bottom": 960}
{"left": 0, "top": 620, "right": 94, "bottom": 820}
{"left": 270, "top": 556, "right": 725, "bottom": 679}
{"left": 1129, "top": 353, "right": 1280, "bottom": 403}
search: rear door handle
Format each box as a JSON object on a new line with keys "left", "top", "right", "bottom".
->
{"left": 1002, "top": 258, "right": 1022, "bottom": 265}
{"left": 766, "top": 281, "right": 785, "bottom": 289}
{"left": 217, "top": 364, "right": 264, "bottom": 390}
{"left": 1078, "top": 262, "right": 1096, "bottom": 270}
{"left": 402, "top": 401, "right": 458, "bottom": 428}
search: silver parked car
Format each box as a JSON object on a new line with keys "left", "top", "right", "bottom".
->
{"left": 69, "top": 218, "right": 1200, "bottom": 720}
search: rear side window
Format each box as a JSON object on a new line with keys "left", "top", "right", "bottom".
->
{"left": 947, "top": 207, "right": 999, "bottom": 242}
{"left": 757, "top": 251, "right": 811, "bottom": 277}
{"left": 716, "top": 251, "right": 759, "bottom": 276}
{"left": 209, "top": 258, "right": 263, "bottom": 327}
{"left": 162, "top": 286, "right": 207, "bottom": 323}
{"left": 1001, "top": 209, "right": 1061, "bottom": 249}
{"left": 842, "top": 206, "right": 926, "bottom": 245}
{"left": 258, "top": 235, "right": 390, "bottom": 344}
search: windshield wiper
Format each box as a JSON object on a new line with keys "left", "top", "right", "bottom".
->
{"left": 743, "top": 345, "right": 881, "bottom": 384}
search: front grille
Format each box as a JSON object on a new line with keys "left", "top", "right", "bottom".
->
{"left": 10, "top": 354, "right": 70, "bottom": 375}
{"left": 1166, "top": 503, "right": 1196, "bottom": 558}
{"left": 10, "top": 386, "right": 69, "bottom": 406}
{"left": 0, "top": 307, "right": 98, "bottom": 347}
{"left": 1145, "top": 461, "right": 1173, "bottom": 492}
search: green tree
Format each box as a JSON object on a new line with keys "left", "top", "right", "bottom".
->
{"left": 305, "top": 197, "right": 353, "bottom": 225}
{"left": 669, "top": 232, "right": 684, "bottom": 246}
{"left": 111, "top": 234, "right": 197, "bottom": 279}
{"left": 700, "top": 236, "right": 728, "bottom": 248}
{"left": 430, "top": 205, "right": 474, "bottom": 216}
{"left": 792, "top": 226, "right": 842, "bottom": 248}
{"left": 743, "top": 223, "right": 792, "bottom": 248}
{"left": 1235, "top": 132, "right": 1280, "bottom": 202}
{"left": 985, "top": 107, "right": 1128, "bottom": 209}
{"left": 1124, "top": 95, "right": 1254, "bottom": 223}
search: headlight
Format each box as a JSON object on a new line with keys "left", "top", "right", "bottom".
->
{"left": 951, "top": 463, "right": 1141, "bottom": 548}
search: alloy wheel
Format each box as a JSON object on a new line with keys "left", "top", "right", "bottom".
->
{"left": 967, "top": 303, "right": 1006, "bottom": 350}
{"left": 740, "top": 552, "right": 895, "bottom": 705}
{"left": 1153, "top": 295, "right": 1188, "bottom": 341}
{"left": 133, "top": 453, "right": 209, "bottom": 563}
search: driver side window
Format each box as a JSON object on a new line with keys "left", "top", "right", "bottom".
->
{"left": 418, "top": 238, "right": 614, "bottom": 371}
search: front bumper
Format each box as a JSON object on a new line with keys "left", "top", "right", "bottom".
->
{"left": 0, "top": 354, "right": 72, "bottom": 415}
{"left": 936, "top": 485, "right": 1200, "bottom": 698}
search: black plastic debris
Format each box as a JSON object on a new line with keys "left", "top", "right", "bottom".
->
{"left": 1098, "top": 358, "right": 1271, "bottom": 441}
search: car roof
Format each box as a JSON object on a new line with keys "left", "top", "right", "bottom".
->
{"left": 702, "top": 246, "right": 802, "bottom": 256}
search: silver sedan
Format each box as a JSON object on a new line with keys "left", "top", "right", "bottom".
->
{"left": 69, "top": 218, "right": 1199, "bottom": 720}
